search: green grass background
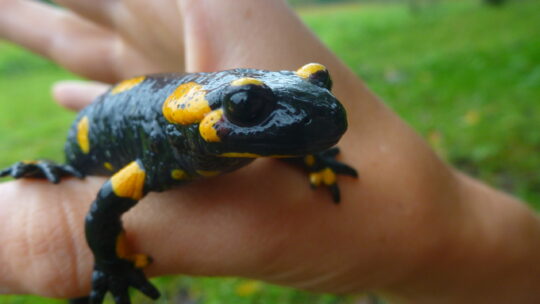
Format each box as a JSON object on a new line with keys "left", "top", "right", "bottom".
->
{"left": 1, "top": 0, "right": 539, "bottom": 303}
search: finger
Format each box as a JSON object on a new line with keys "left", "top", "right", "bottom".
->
{"left": 326, "top": 160, "right": 359, "bottom": 177}
{"left": 0, "top": 178, "right": 99, "bottom": 297}
{"left": 0, "top": 167, "right": 10, "bottom": 177}
{"left": 53, "top": 0, "right": 118, "bottom": 28}
{"left": 0, "top": 0, "right": 119, "bottom": 82}
{"left": 60, "top": 164, "right": 85, "bottom": 179}
{"left": 89, "top": 270, "right": 107, "bottom": 304}
{"left": 55, "top": 0, "right": 185, "bottom": 76}
{"left": 89, "top": 290, "right": 105, "bottom": 304}
{"left": 52, "top": 81, "right": 110, "bottom": 111}
{"left": 329, "top": 183, "right": 341, "bottom": 203}
{"left": 111, "top": 285, "right": 131, "bottom": 304}
{"left": 130, "top": 273, "right": 160, "bottom": 300}
{"left": 36, "top": 163, "right": 60, "bottom": 184}
{"left": 0, "top": 161, "right": 361, "bottom": 297}
{"left": 11, "top": 162, "right": 26, "bottom": 178}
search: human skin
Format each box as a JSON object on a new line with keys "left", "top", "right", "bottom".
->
{"left": 1, "top": 0, "right": 540, "bottom": 303}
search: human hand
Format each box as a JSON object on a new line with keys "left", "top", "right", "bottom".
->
{"left": 2, "top": 0, "right": 540, "bottom": 303}
{"left": 0, "top": 0, "right": 187, "bottom": 110}
{"left": 0, "top": 0, "right": 443, "bottom": 295}
{"left": 0, "top": 0, "right": 184, "bottom": 83}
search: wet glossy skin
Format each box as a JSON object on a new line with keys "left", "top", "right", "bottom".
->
{"left": 64, "top": 67, "right": 347, "bottom": 189}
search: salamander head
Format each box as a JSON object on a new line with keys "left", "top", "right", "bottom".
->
{"left": 165, "top": 63, "right": 348, "bottom": 157}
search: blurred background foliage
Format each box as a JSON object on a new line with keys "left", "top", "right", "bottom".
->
{"left": 0, "top": 0, "right": 538, "bottom": 303}
{"left": 288, "top": 0, "right": 511, "bottom": 7}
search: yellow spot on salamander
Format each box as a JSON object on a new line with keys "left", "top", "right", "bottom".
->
{"left": 77, "top": 116, "right": 90, "bottom": 154}
{"left": 116, "top": 231, "right": 129, "bottom": 260}
{"left": 163, "top": 82, "right": 211, "bottom": 125}
{"left": 111, "top": 76, "right": 145, "bottom": 95}
{"left": 296, "top": 63, "right": 327, "bottom": 79}
{"left": 171, "top": 169, "right": 188, "bottom": 180}
{"left": 196, "top": 170, "right": 221, "bottom": 177}
{"left": 322, "top": 167, "right": 337, "bottom": 185}
{"left": 116, "top": 231, "right": 150, "bottom": 269}
{"left": 104, "top": 162, "right": 114, "bottom": 171}
{"left": 309, "top": 167, "right": 336, "bottom": 187}
{"left": 310, "top": 172, "right": 322, "bottom": 187}
{"left": 131, "top": 254, "right": 151, "bottom": 269}
{"left": 231, "top": 77, "right": 264, "bottom": 86}
{"left": 111, "top": 161, "right": 146, "bottom": 200}
{"left": 199, "top": 109, "right": 223, "bottom": 142}
{"left": 304, "top": 155, "right": 315, "bottom": 167}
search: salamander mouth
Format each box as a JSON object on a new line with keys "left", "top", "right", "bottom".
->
{"left": 220, "top": 138, "right": 341, "bottom": 157}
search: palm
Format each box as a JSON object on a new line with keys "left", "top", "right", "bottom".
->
{"left": 0, "top": 0, "right": 184, "bottom": 82}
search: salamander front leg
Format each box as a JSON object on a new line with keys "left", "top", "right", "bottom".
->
{"left": 85, "top": 161, "right": 159, "bottom": 304}
{"left": 284, "top": 147, "right": 358, "bottom": 203}
{"left": 0, "top": 160, "right": 83, "bottom": 183}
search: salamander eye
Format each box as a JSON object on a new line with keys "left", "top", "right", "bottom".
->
{"left": 224, "top": 84, "right": 276, "bottom": 127}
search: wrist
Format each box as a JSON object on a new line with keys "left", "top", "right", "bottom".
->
{"left": 386, "top": 172, "right": 540, "bottom": 303}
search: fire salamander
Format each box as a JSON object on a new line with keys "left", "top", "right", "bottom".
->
{"left": 1, "top": 63, "right": 357, "bottom": 304}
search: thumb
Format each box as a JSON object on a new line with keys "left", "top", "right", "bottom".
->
{"left": 52, "top": 80, "right": 110, "bottom": 111}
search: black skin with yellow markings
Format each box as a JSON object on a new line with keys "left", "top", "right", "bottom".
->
{"left": 0, "top": 63, "right": 357, "bottom": 304}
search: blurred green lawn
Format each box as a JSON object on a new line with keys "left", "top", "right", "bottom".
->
{"left": 1, "top": 0, "right": 539, "bottom": 303}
